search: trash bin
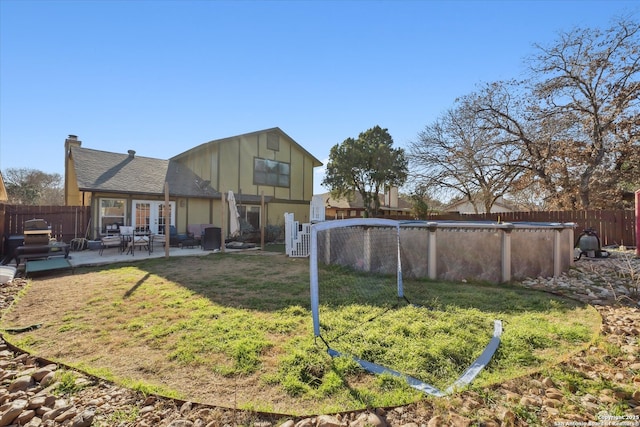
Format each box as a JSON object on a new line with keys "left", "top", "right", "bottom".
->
{"left": 202, "top": 227, "right": 221, "bottom": 251}
{"left": 2, "top": 235, "right": 24, "bottom": 265}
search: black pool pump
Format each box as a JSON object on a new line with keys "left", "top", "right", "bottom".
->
{"left": 575, "top": 228, "right": 610, "bottom": 261}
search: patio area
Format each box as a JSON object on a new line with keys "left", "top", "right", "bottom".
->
{"left": 66, "top": 243, "right": 257, "bottom": 269}
{"left": 0, "top": 239, "right": 268, "bottom": 280}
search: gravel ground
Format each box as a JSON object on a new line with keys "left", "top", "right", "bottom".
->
{"left": 0, "top": 250, "right": 639, "bottom": 427}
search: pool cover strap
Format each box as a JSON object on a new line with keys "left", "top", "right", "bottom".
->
{"left": 326, "top": 319, "right": 503, "bottom": 397}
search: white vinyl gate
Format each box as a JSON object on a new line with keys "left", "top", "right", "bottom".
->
{"left": 284, "top": 196, "right": 324, "bottom": 257}
{"left": 284, "top": 213, "right": 311, "bottom": 257}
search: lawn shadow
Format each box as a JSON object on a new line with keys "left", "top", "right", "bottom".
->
{"left": 77, "top": 253, "right": 590, "bottom": 317}
{"left": 124, "top": 272, "right": 151, "bottom": 298}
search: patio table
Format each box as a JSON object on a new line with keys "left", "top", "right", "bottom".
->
{"left": 125, "top": 233, "right": 153, "bottom": 255}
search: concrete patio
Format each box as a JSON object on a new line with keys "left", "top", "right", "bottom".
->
{"left": 65, "top": 243, "right": 258, "bottom": 269}
{"left": 0, "top": 240, "right": 268, "bottom": 280}
{"left": 70, "top": 245, "right": 200, "bottom": 267}
{"left": 2, "top": 244, "right": 221, "bottom": 280}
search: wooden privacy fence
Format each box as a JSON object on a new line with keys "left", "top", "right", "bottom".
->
{"left": 0, "top": 203, "right": 91, "bottom": 256}
{"left": 471, "top": 210, "right": 636, "bottom": 248}
{"left": 460, "top": 210, "right": 635, "bottom": 247}
{"left": 0, "top": 203, "right": 636, "bottom": 256}
{"left": 380, "top": 210, "right": 636, "bottom": 248}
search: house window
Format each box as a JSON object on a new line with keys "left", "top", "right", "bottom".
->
{"left": 267, "top": 132, "right": 279, "bottom": 151}
{"left": 254, "top": 158, "right": 290, "bottom": 187}
{"left": 99, "top": 198, "right": 126, "bottom": 235}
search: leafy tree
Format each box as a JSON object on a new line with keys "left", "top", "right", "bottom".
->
{"left": 322, "top": 126, "right": 408, "bottom": 217}
{"left": 3, "top": 168, "right": 64, "bottom": 205}
{"left": 406, "top": 184, "right": 442, "bottom": 219}
{"left": 408, "top": 101, "right": 526, "bottom": 214}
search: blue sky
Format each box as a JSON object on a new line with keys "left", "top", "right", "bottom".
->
{"left": 1, "top": 0, "right": 637, "bottom": 195}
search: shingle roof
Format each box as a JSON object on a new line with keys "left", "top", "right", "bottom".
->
{"left": 71, "top": 147, "right": 220, "bottom": 198}
{"left": 443, "top": 196, "right": 515, "bottom": 213}
{"left": 320, "top": 192, "right": 412, "bottom": 210}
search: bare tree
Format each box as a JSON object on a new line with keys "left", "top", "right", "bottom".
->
{"left": 529, "top": 17, "right": 640, "bottom": 208}
{"left": 3, "top": 168, "right": 64, "bottom": 205}
{"left": 465, "top": 18, "right": 639, "bottom": 210}
{"left": 409, "top": 101, "right": 526, "bottom": 214}
{"left": 468, "top": 80, "right": 583, "bottom": 209}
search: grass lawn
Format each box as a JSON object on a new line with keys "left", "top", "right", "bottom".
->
{"left": 1, "top": 252, "right": 600, "bottom": 415}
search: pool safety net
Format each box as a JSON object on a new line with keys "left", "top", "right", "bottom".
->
{"left": 309, "top": 218, "right": 502, "bottom": 396}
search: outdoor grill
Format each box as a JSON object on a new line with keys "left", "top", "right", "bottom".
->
{"left": 23, "top": 219, "right": 52, "bottom": 246}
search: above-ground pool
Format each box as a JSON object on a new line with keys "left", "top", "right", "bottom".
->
{"left": 312, "top": 219, "right": 575, "bottom": 284}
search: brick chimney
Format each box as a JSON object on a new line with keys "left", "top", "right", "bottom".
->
{"left": 385, "top": 186, "right": 399, "bottom": 208}
{"left": 65, "top": 134, "right": 81, "bottom": 152}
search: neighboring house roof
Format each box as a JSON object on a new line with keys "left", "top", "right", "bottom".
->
{"left": 444, "top": 196, "right": 515, "bottom": 213}
{"left": 171, "top": 127, "right": 323, "bottom": 167}
{"left": 320, "top": 192, "right": 413, "bottom": 211}
{"left": 0, "top": 171, "right": 8, "bottom": 202}
{"left": 70, "top": 146, "right": 220, "bottom": 198}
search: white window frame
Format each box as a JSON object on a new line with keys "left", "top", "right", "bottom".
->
{"left": 99, "top": 198, "right": 127, "bottom": 235}
{"left": 132, "top": 200, "right": 176, "bottom": 234}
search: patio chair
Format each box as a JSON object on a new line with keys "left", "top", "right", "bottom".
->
{"left": 153, "top": 233, "right": 167, "bottom": 251}
{"left": 99, "top": 235, "right": 122, "bottom": 255}
{"left": 126, "top": 231, "right": 151, "bottom": 256}
{"left": 186, "top": 224, "right": 203, "bottom": 246}
{"left": 169, "top": 225, "right": 189, "bottom": 247}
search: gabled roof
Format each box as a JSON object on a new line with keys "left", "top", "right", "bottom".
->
{"left": 171, "top": 127, "right": 323, "bottom": 167}
{"left": 443, "top": 196, "right": 515, "bottom": 213}
{"left": 320, "top": 192, "right": 413, "bottom": 211}
{"left": 70, "top": 146, "right": 220, "bottom": 198}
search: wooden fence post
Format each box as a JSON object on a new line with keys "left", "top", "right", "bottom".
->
{"left": 636, "top": 190, "right": 640, "bottom": 257}
{"left": 261, "top": 192, "right": 265, "bottom": 250}
{"left": 221, "top": 191, "right": 226, "bottom": 253}
{"left": 164, "top": 182, "right": 169, "bottom": 258}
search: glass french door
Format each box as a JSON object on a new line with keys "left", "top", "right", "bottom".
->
{"left": 132, "top": 200, "right": 175, "bottom": 234}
